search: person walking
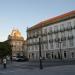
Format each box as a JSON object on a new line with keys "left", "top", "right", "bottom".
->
{"left": 3, "top": 58, "right": 7, "bottom": 69}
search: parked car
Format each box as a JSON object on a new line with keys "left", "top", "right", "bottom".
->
{"left": 12, "top": 56, "right": 28, "bottom": 62}
{"left": 16, "top": 56, "right": 28, "bottom": 62}
{"left": 12, "top": 56, "right": 18, "bottom": 61}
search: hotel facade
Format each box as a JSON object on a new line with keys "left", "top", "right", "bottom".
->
{"left": 27, "top": 10, "right": 75, "bottom": 60}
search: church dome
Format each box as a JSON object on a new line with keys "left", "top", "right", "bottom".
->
{"left": 11, "top": 29, "right": 21, "bottom": 37}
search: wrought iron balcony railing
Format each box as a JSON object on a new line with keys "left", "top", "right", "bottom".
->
{"left": 61, "top": 37, "right": 66, "bottom": 41}
{"left": 54, "top": 38, "right": 60, "bottom": 42}
{"left": 67, "top": 35, "right": 74, "bottom": 40}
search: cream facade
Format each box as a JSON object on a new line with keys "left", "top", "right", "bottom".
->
{"left": 27, "top": 10, "right": 75, "bottom": 60}
{"left": 8, "top": 29, "right": 24, "bottom": 57}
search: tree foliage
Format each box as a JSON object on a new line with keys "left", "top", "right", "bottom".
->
{"left": 0, "top": 41, "right": 12, "bottom": 58}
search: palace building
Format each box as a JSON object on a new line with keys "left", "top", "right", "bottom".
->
{"left": 27, "top": 10, "right": 75, "bottom": 60}
{"left": 8, "top": 29, "right": 24, "bottom": 58}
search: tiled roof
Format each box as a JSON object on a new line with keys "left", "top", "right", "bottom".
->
{"left": 28, "top": 10, "right": 75, "bottom": 31}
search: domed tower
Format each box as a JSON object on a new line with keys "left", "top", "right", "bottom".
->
{"left": 8, "top": 28, "right": 24, "bottom": 58}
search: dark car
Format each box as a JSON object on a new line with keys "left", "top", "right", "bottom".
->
{"left": 16, "top": 56, "right": 28, "bottom": 62}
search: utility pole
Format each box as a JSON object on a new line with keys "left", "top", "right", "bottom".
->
{"left": 39, "top": 37, "right": 43, "bottom": 69}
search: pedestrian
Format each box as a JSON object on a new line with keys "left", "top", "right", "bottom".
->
{"left": 3, "top": 58, "right": 7, "bottom": 69}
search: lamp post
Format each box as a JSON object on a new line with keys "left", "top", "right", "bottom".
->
{"left": 39, "top": 36, "right": 43, "bottom": 69}
{"left": 58, "top": 41, "right": 62, "bottom": 60}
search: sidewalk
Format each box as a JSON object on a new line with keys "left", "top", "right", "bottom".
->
{"left": 0, "top": 61, "right": 75, "bottom": 75}
{"left": 0, "top": 65, "right": 75, "bottom": 75}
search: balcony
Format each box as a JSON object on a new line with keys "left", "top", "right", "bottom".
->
{"left": 67, "top": 35, "right": 74, "bottom": 40}
{"left": 33, "top": 34, "right": 38, "bottom": 38}
{"left": 42, "top": 33, "right": 47, "bottom": 36}
{"left": 66, "top": 26, "right": 72, "bottom": 31}
{"left": 49, "top": 39, "right": 53, "bottom": 43}
{"left": 61, "top": 37, "right": 66, "bottom": 41}
{"left": 54, "top": 38, "right": 60, "bottom": 42}
{"left": 48, "top": 31, "right": 53, "bottom": 35}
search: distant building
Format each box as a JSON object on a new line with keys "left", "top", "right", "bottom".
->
{"left": 8, "top": 29, "right": 24, "bottom": 57}
{"left": 27, "top": 10, "right": 75, "bottom": 60}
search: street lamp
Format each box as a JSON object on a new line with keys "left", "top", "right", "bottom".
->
{"left": 58, "top": 41, "right": 62, "bottom": 60}
{"left": 39, "top": 36, "right": 43, "bottom": 69}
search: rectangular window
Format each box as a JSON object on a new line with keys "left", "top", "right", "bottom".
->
{"left": 60, "top": 24, "right": 65, "bottom": 31}
{"left": 62, "top": 41, "right": 66, "bottom": 47}
{"left": 72, "top": 52, "right": 74, "bottom": 58}
{"left": 67, "top": 22, "right": 72, "bottom": 30}
{"left": 69, "top": 39, "right": 74, "bottom": 47}
{"left": 46, "top": 43, "right": 48, "bottom": 50}
{"left": 50, "top": 42, "right": 53, "bottom": 49}
{"left": 44, "top": 28, "right": 47, "bottom": 34}
{"left": 68, "top": 30, "right": 73, "bottom": 36}
{"left": 54, "top": 26, "right": 58, "bottom": 33}
{"left": 56, "top": 42, "right": 59, "bottom": 48}
{"left": 49, "top": 27, "right": 52, "bottom": 33}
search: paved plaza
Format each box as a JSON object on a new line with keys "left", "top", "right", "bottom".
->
{"left": 0, "top": 61, "right": 75, "bottom": 75}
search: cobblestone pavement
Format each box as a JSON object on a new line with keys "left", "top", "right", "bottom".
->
{"left": 0, "top": 61, "right": 75, "bottom": 75}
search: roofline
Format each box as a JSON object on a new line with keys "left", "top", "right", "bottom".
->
{"left": 27, "top": 10, "right": 75, "bottom": 31}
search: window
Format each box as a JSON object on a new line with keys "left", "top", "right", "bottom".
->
{"left": 50, "top": 42, "right": 53, "bottom": 49}
{"left": 69, "top": 30, "right": 73, "bottom": 36}
{"left": 44, "top": 28, "right": 47, "bottom": 34}
{"left": 60, "top": 24, "right": 65, "bottom": 32}
{"left": 67, "top": 22, "right": 72, "bottom": 30}
{"left": 45, "top": 43, "right": 48, "bottom": 49}
{"left": 72, "top": 52, "right": 74, "bottom": 58}
{"left": 44, "top": 43, "right": 48, "bottom": 50}
{"left": 54, "top": 26, "right": 58, "bottom": 33}
{"left": 32, "top": 53, "right": 34, "bottom": 59}
{"left": 62, "top": 41, "right": 66, "bottom": 47}
{"left": 61, "top": 32, "right": 65, "bottom": 38}
{"left": 56, "top": 42, "right": 59, "bottom": 48}
{"left": 49, "top": 27, "right": 53, "bottom": 34}
{"left": 69, "top": 39, "right": 74, "bottom": 47}
{"left": 68, "top": 22, "right": 71, "bottom": 26}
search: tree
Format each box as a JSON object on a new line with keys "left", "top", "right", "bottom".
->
{"left": 0, "top": 41, "right": 12, "bottom": 58}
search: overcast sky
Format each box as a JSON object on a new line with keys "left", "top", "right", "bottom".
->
{"left": 0, "top": 0, "right": 75, "bottom": 42}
